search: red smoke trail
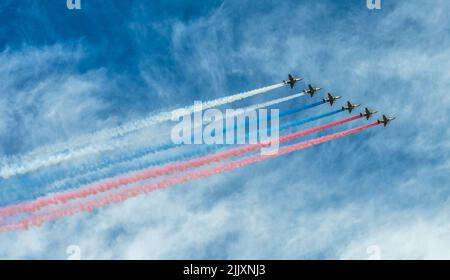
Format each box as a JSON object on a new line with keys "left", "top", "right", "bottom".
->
{"left": 0, "top": 115, "right": 362, "bottom": 218}
{"left": 0, "top": 122, "right": 379, "bottom": 232}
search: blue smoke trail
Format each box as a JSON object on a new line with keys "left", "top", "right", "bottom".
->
{"left": 280, "top": 108, "right": 344, "bottom": 130}
{"left": 226, "top": 100, "right": 325, "bottom": 140}
{"left": 4, "top": 106, "right": 346, "bottom": 205}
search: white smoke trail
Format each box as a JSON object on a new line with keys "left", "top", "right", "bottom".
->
{"left": 0, "top": 83, "right": 284, "bottom": 178}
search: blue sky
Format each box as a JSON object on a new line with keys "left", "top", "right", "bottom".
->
{"left": 0, "top": 0, "right": 450, "bottom": 259}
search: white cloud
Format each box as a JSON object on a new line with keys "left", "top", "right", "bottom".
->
{"left": 1, "top": 0, "right": 450, "bottom": 259}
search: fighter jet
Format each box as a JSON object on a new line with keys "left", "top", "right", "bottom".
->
{"left": 342, "top": 101, "right": 360, "bottom": 113}
{"left": 377, "top": 115, "right": 396, "bottom": 127}
{"left": 360, "top": 107, "right": 378, "bottom": 120}
{"left": 283, "top": 74, "right": 303, "bottom": 88}
{"left": 305, "top": 84, "right": 322, "bottom": 97}
{"left": 322, "top": 93, "right": 341, "bottom": 106}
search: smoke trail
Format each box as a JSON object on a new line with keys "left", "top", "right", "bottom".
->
{"left": 279, "top": 101, "right": 325, "bottom": 118}
{"left": 0, "top": 115, "right": 361, "bottom": 217}
{"left": 0, "top": 83, "right": 285, "bottom": 179}
{"left": 0, "top": 122, "right": 379, "bottom": 232}
{"left": 29, "top": 92, "right": 312, "bottom": 187}
{"left": 280, "top": 108, "right": 343, "bottom": 130}
{"left": 13, "top": 103, "right": 338, "bottom": 204}
{"left": 41, "top": 98, "right": 323, "bottom": 191}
